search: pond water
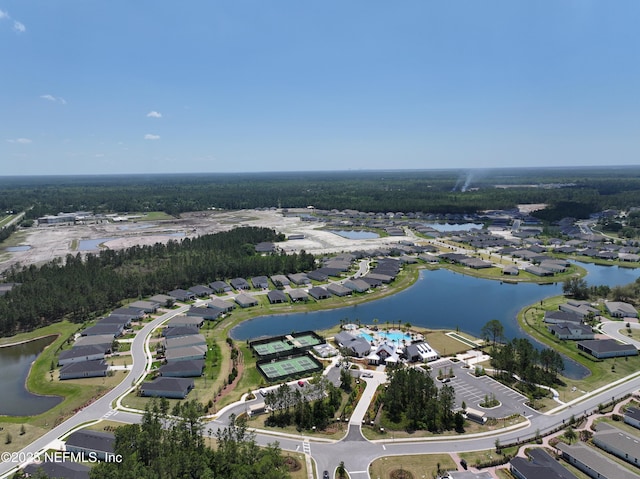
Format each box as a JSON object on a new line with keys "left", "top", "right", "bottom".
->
{"left": 329, "top": 230, "right": 380, "bottom": 239}
{"left": 0, "top": 336, "right": 62, "bottom": 416}
{"left": 423, "top": 222, "right": 484, "bottom": 232}
{"left": 5, "top": 245, "right": 31, "bottom": 252}
{"left": 78, "top": 237, "right": 116, "bottom": 251}
{"left": 231, "top": 262, "right": 638, "bottom": 379}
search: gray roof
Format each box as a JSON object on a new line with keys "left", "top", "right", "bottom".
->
{"left": 59, "top": 359, "right": 109, "bottom": 376}
{"left": 166, "top": 316, "right": 203, "bottom": 328}
{"left": 111, "top": 307, "right": 144, "bottom": 318}
{"left": 73, "top": 334, "right": 115, "bottom": 348}
{"left": 59, "top": 345, "right": 106, "bottom": 361}
{"left": 163, "top": 326, "right": 200, "bottom": 337}
{"left": 189, "top": 284, "right": 213, "bottom": 296}
{"left": 209, "top": 280, "right": 231, "bottom": 291}
{"left": 142, "top": 377, "right": 194, "bottom": 394}
{"left": 128, "top": 300, "right": 159, "bottom": 311}
{"left": 594, "top": 422, "right": 640, "bottom": 458}
{"left": 81, "top": 323, "right": 123, "bottom": 336}
{"left": 159, "top": 359, "right": 205, "bottom": 377}
{"left": 165, "top": 345, "right": 207, "bottom": 362}
{"left": 544, "top": 310, "right": 583, "bottom": 324}
{"left": 267, "top": 290, "right": 288, "bottom": 303}
{"left": 66, "top": 429, "right": 115, "bottom": 454}
{"left": 235, "top": 293, "right": 258, "bottom": 306}
{"left": 288, "top": 289, "right": 309, "bottom": 301}
{"left": 24, "top": 461, "right": 90, "bottom": 479}
{"left": 326, "top": 283, "right": 351, "bottom": 296}
{"left": 334, "top": 331, "right": 357, "bottom": 346}
{"left": 626, "top": 406, "right": 640, "bottom": 422}
{"left": 208, "top": 297, "right": 235, "bottom": 310}
{"left": 557, "top": 442, "right": 639, "bottom": 479}
{"left": 510, "top": 448, "right": 577, "bottom": 479}
{"left": 165, "top": 334, "right": 206, "bottom": 350}
{"left": 308, "top": 286, "right": 330, "bottom": 299}
{"left": 577, "top": 339, "right": 637, "bottom": 354}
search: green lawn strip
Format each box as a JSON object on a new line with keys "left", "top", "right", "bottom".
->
{"left": 136, "top": 211, "right": 176, "bottom": 221}
{"left": 459, "top": 445, "right": 519, "bottom": 468}
{"left": 369, "top": 453, "right": 456, "bottom": 479}
{"left": 518, "top": 295, "right": 640, "bottom": 406}
{"left": 0, "top": 214, "right": 16, "bottom": 228}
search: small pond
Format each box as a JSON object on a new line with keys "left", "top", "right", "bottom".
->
{"left": 422, "top": 222, "right": 484, "bottom": 232}
{"left": 5, "top": 245, "right": 31, "bottom": 252}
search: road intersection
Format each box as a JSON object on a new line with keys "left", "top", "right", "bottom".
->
{"left": 2, "top": 308, "right": 640, "bottom": 479}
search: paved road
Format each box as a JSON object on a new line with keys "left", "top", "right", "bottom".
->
{"left": 600, "top": 319, "right": 640, "bottom": 348}
{"left": 0, "top": 305, "right": 188, "bottom": 478}
{"left": 4, "top": 304, "right": 640, "bottom": 479}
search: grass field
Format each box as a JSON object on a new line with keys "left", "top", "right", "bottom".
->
{"left": 369, "top": 453, "right": 456, "bottom": 479}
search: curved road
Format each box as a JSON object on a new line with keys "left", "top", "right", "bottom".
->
{"left": 3, "top": 306, "right": 640, "bottom": 478}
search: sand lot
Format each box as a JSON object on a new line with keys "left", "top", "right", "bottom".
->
{"left": 1, "top": 209, "right": 418, "bottom": 274}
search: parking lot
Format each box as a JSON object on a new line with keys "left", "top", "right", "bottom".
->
{"left": 428, "top": 359, "right": 536, "bottom": 419}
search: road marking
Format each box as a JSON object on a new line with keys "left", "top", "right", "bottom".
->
{"left": 296, "top": 445, "right": 300, "bottom": 451}
{"left": 303, "top": 440, "right": 311, "bottom": 455}
{"left": 382, "top": 445, "right": 386, "bottom": 450}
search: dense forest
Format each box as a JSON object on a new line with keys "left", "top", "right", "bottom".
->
{"left": 2, "top": 167, "right": 640, "bottom": 220}
{"left": 0, "top": 227, "right": 314, "bottom": 336}
{"left": 85, "top": 401, "right": 290, "bottom": 479}
{"left": 490, "top": 337, "right": 564, "bottom": 387}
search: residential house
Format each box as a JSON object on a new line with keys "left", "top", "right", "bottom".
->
{"left": 99, "top": 315, "right": 133, "bottom": 327}
{"left": 162, "top": 326, "right": 199, "bottom": 338}
{"left": 235, "top": 293, "right": 258, "bottom": 308}
{"left": 288, "top": 289, "right": 309, "bottom": 302}
{"left": 166, "top": 315, "right": 204, "bottom": 329}
{"left": 624, "top": 406, "right": 640, "bottom": 429}
{"left": 308, "top": 287, "right": 330, "bottom": 300}
{"left": 65, "top": 430, "right": 115, "bottom": 461}
{"left": 593, "top": 422, "right": 640, "bottom": 467}
{"left": 577, "top": 339, "right": 638, "bottom": 359}
{"left": 159, "top": 359, "right": 205, "bottom": 378}
{"left": 59, "top": 360, "right": 109, "bottom": 380}
{"left": 510, "top": 448, "right": 578, "bottom": 479}
{"left": 164, "top": 345, "right": 207, "bottom": 363}
{"left": 605, "top": 301, "right": 638, "bottom": 318}
{"left": 111, "top": 307, "right": 144, "bottom": 319}
{"left": 168, "top": 289, "right": 196, "bottom": 302}
{"left": 334, "top": 331, "right": 371, "bottom": 357}
{"left": 343, "top": 279, "right": 370, "bottom": 293}
{"left": 230, "top": 278, "right": 251, "bottom": 290}
{"left": 559, "top": 301, "right": 598, "bottom": 319}
{"left": 270, "top": 275, "right": 290, "bottom": 287}
{"left": 141, "top": 377, "right": 194, "bottom": 399}
{"left": 58, "top": 345, "right": 106, "bottom": 366}
{"left": 547, "top": 323, "right": 594, "bottom": 340}
{"left": 255, "top": 242, "right": 275, "bottom": 253}
{"left": 209, "top": 281, "right": 232, "bottom": 293}
{"left": 149, "top": 294, "right": 174, "bottom": 307}
{"left": 208, "top": 297, "right": 235, "bottom": 312}
{"left": 128, "top": 300, "right": 159, "bottom": 313}
{"left": 189, "top": 285, "right": 213, "bottom": 297}
{"left": 250, "top": 276, "right": 269, "bottom": 289}
{"left": 267, "top": 290, "right": 288, "bottom": 304}
{"left": 186, "top": 306, "right": 221, "bottom": 320}
{"left": 557, "top": 442, "right": 639, "bottom": 479}
{"left": 73, "top": 334, "right": 115, "bottom": 352}
{"left": 544, "top": 311, "right": 583, "bottom": 325}
{"left": 23, "top": 461, "right": 90, "bottom": 479}
{"left": 164, "top": 334, "right": 206, "bottom": 351}
{"left": 288, "top": 273, "right": 311, "bottom": 285}
{"left": 81, "top": 323, "right": 124, "bottom": 337}
{"left": 326, "top": 283, "right": 352, "bottom": 297}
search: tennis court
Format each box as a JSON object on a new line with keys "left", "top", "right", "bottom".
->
{"left": 289, "top": 334, "right": 321, "bottom": 348}
{"left": 257, "top": 354, "right": 323, "bottom": 381}
{"left": 252, "top": 340, "right": 294, "bottom": 357}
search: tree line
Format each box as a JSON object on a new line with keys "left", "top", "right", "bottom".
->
{"left": 263, "top": 377, "right": 342, "bottom": 431}
{"left": 85, "top": 400, "right": 291, "bottom": 479}
{"left": 0, "top": 227, "right": 314, "bottom": 336}
{"left": 3, "top": 168, "right": 640, "bottom": 219}
{"left": 381, "top": 365, "right": 464, "bottom": 433}
{"left": 490, "top": 337, "right": 564, "bottom": 386}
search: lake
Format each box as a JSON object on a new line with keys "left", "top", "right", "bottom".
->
{"left": 5, "top": 245, "right": 31, "bottom": 252}
{"left": 231, "top": 262, "right": 638, "bottom": 379}
{"left": 0, "top": 336, "right": 62, "bottom": 416}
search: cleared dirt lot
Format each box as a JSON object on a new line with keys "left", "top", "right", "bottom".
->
{"left": 1, "top": 209, "right": 420, "bottom": 274}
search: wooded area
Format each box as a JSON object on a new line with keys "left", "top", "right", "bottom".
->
{"left": 2, "top": 167, "right": 640, "bottom": 220}
{"left": 0, "top": 227, "right": 314, "bottom": 336}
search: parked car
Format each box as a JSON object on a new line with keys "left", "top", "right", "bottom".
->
{"left": 298, "top": 380, "right": 305, "bottom": 387}
{"left": 361, "top": 372, "right": 373, "bottom": 378}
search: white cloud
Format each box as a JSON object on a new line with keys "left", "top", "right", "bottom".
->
{"left": 7, "top": 138, "right": 32, "bottom": 144}
{"left": 146, "top": 111, "right": 162, "bottom": 118}
{"left": 41, "top": 94, "right": 66, "bottom": 104}
{"left": 144, "top": 134, "right": 160, "bottom": 140}
{"left": 0, "top": 10, "right": 26, "bottom": 33}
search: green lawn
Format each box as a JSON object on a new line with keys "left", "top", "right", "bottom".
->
{"left": 369, "top": 454, "right": 456, "bottom": 479}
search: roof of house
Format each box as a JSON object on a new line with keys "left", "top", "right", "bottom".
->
{"left": 98, "top": 314, "right": 133, "bottom": 325}
{"left": 128, "top": 300, "right": 159, "bottom": 311}
{"left": 159, "top": 359, "right": 205, "bottom": 376}
{"left": 59, "top": 359, "right": 109, "bottom": 375}
{"left": 230, "top": 278, "right": 250, "bottom": 288}
{"left": 308, "top": 286, "right": 330, "bottom": 299}
{"left": 605, "top": 301, "right": 638, "bottom": 316}
{"left": 548, "top": 323, "right": 593, "bottom": 336}
{"left": 235, "top": 293, "right": 258, "bottom": 306}
{"left": 557, "top": 442, "right": 639, "bottom": 479}
{"left": 289, "top": 289, "right": 309, "bottom": 300}
{"left": 186, "top": 306, "right": 221, "bottom": 318}
{"left": 163, "top": 326, "right": 200, "bottom": 337}
{"left": 166, "top": 316, "right": 203, "bottom": 327}
{"left": 165, "top": 334, "right": 206, "bottom": 350}
{"left": 350, "top": 337, "right": 372, "bottom": 355}
{"left": 626, "top": 406, "right": 640, "bottom": 422}
{"left": 142, "top": 377, "right": 194, "bottom": 393}
{"left": 544, "top": 310, "right": 583, "bottom": 323}
{"left": 267, "top": 290, "right": 288, "bottom": 302}
{"left": 149, "top": 294, "right": 173, "bottom": 304}
{"left": 335, "top": 331, "right": 357, "bottom": 346}
{"left": 165, "top": 345, "right": 207, "bottom": 361}
{"left": 168, "top": 288, "right": 195, "bottom": 299}
{"left": 73, "top": 334, "right": 115, "bottom": 349}
{"left": 189, "top": 285, "right": 213, "bottom": 295}
{"left": 81, "top": 323, "right": 123, "bottom": 336}
{"left": 594, "top": 422, "right": 640, "bottom": 457}
{"left": 326, "top": 283, "right": 351, "bottom": 295}
{"left": 250, "top": 276, "right": 269, "bottom": 287}
{"left": 577, "top": 338, "right": 637, "bottom": 354}
{"left": 65, "top": 429, "right": 115, "bottom": 454}
{"left": 59, "top": 345, "right": 106, "bottom": 361}
{"left": 208, "top": 297, "right": 235, "bottom": 310}
{"left": 510, "top": 448, "right": 578, "bottom": 479}
{"left": 111, "top": 307, "right": 144, "bottom": 318}
{"left": 24, "top": 461, "right": 90, "bottom": 479}
{"left": 209, "top": 280, "right": 231, "bottom": 291}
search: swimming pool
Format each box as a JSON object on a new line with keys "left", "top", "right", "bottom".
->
{"left": 359, "top": 330, "right": 412, "bottom": 344}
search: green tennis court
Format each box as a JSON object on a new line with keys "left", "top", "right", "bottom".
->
{"left": 252, "top": 340, "right": 294, "bottom": 357}
{"left": 257, "top": 354, "right": 322, "bottom": 381}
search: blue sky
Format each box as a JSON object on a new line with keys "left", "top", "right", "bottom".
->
{"left": 1, "top": 1, "right": 639, "bottom": 175}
